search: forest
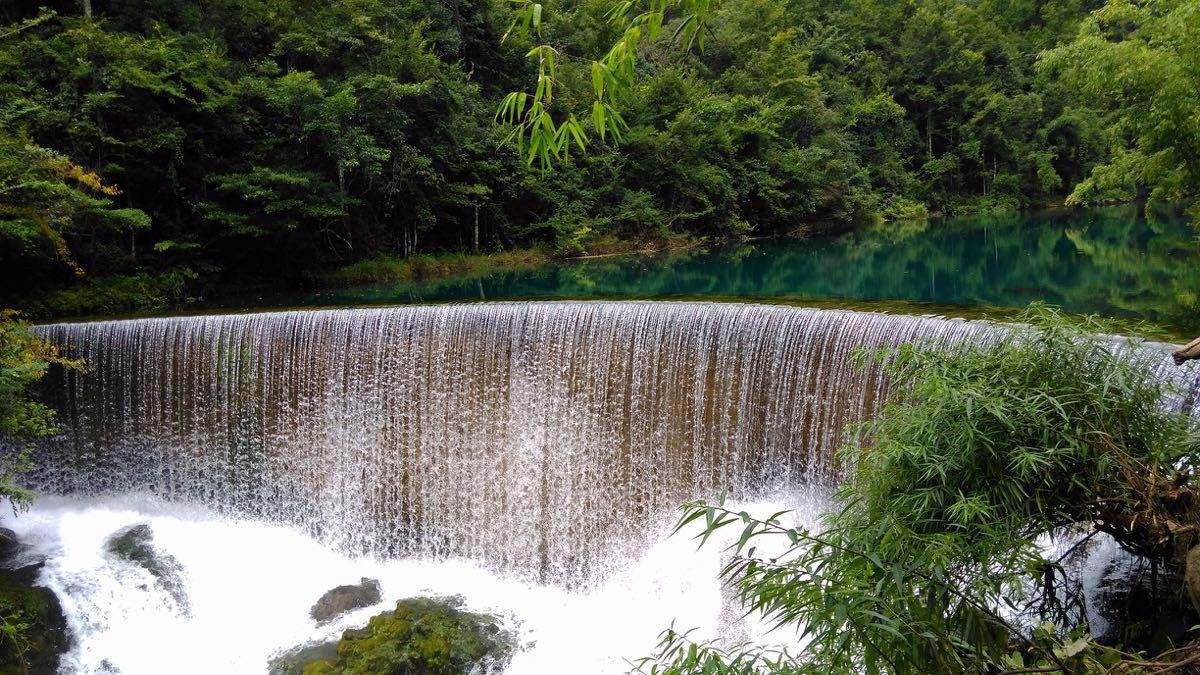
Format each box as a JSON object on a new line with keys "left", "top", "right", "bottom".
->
{"left": 0, "top": 0, "right": 1195, "bottom": 317}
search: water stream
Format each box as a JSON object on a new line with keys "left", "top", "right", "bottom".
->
{"left": 260, "top": 206, "right": 1200, "bottom": 337}
{"left": 6, "top": 491, "right": 828, "bottom": 674}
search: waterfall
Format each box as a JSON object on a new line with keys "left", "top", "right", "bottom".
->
{"left": 26, "top": 301, "right": 1195, "bottom": 582}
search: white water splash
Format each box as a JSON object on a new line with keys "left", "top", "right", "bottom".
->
{"left": 4, "top": 490, "right": 826, "bottom": 674}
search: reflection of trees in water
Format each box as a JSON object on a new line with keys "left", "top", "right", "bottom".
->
{"left": 1062, "top": 215, "right": 1200, "bottom": 331}
{"left": 315, "top": 206, "right": 1199, "bottom": 333}
{"left": 554, "top": 206, "right": 1200, "bottom": 331}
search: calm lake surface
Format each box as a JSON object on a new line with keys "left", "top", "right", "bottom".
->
{"left": 245, "top": 205, "right": 1199, "bottom": 335}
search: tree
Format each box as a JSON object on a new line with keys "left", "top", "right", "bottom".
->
{"left": 0, "top": 130, "right": 148, "bottom": 280}
{"left": 1040, "top": 0, "right": 1200, "bottom": 211}
{"left": 497, "top": 0, "right": 720, "bottom": 169}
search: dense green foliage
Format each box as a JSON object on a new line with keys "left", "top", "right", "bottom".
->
{"left": 1040, "top": 0, "right": 1199, "bottom": 207}
{"left": 0, "top": 313, "right": 75, "bottom": 507}
{"left": 640, "top": 306, "right": 1200, "bottom": 673}
{"left": 1, "top": 0, "right": 1197, "bottom": 316}
{"left": 1, "top": 0, "right": 526, "bottom": 314}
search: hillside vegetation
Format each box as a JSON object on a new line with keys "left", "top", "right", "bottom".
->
{"left": 0, "top": 0, "right": 1196, "bottom": 315}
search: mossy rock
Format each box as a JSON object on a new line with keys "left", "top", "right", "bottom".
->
{"left": 301, "top": 597, "right": 510, "bottom": 675}
{"left": 269, "top": 639, "right": 341, "bottom": 675}
{"left": 0, "top": 563, "right": 70, "bottom": 674}
{"left": 310, "top": 578, "right": 383, "bottom": 623}
{"left": 0, "top": 529, "right": 19, "bottom": 564}
{"left": 104, "top": 523, "right": 190, "bottom": 614}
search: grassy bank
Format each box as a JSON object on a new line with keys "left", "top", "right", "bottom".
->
{"left": 21, "top": 271, "right": 196, "bottom": 321}
{"left": 325, "top": 249, "right": 554, "bottom": 287}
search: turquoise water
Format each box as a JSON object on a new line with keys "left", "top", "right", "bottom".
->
{"left": 260, "top": 205, "right": 1199, "bottom": 335}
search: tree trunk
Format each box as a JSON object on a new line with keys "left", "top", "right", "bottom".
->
{"left": 81, "top": 0, "right": 92, "bottom": 19}
{"left": 473, "top": 206, "right": 480, "bottom": 253}
{"left": 926, "top": 107, "right": 932, "bottom": 161}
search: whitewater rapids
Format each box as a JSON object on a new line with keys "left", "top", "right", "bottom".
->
{"left": 4, "top": 490, "right": 825, "bottom": 674}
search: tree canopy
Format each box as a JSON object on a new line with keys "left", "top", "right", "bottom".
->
{"left": 0, "top": 0, "right": 1196, "bottom": 317}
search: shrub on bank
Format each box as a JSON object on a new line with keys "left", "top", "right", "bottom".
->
{"left": 641, "top": 305, "right": 1200, "bottom": 673}
{"left": 23, "top": 270, "right": 195, "bottom": 320}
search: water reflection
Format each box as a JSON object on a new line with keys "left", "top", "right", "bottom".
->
{"left": 285, "top": 206, "right": 1200, "bottom": 334}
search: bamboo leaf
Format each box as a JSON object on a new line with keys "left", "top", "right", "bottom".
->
{"left": 592, "top": 100, "right": 606, "bottom": 140}
{"left": 592, "top": 61, "right": 605, "bottom": 99}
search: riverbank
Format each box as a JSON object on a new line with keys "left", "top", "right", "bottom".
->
{"left": 12, "top": 206, "right": 1199, "bottom": 335}
{"left": 327, "top": 249, "right": 553, "bottom": 287}
{"left": 326, "top": 232, "right": 707, "bottom": 286}
{"left": 14, "top": 232, "right": 710, "bottom": 322}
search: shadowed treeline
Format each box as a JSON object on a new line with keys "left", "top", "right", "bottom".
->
{"left": 287, "top": 206, "right": 1200, "bottom": 335}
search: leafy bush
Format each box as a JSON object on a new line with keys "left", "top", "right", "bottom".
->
{"left": 641, "top": 305, "right": 1200, "bottom": 674}
{"left": 881, "top": 198, "right": 930, "bottom": 223}
{"left": 0, "top": 566, "right": 69, "bottom": 673}
{"left": 0, "top": 311, "right": 78, "bottom": 507}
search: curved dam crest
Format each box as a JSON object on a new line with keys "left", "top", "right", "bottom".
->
{"left": 26, "top": 301, "right": 1195, "bottom": 582}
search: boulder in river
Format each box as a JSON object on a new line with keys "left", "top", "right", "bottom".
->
{"left": 299, "top": 596, "right": 511, "bottom": 674}
{"left": 0, "top": 527, "right": 20, "bottom": 563}
{"left": 310, "top": 577, "right": 382, "bottom": 623}
{"left": 0, "top": 561, "right": 70, "bottom": 673}
{"left": 1187, "top": 545, "right": 1200, "bottom": 613}
{"left": 1172, "top": 336, "right": 1200, "bottom": 365}
{"left": 104, "top": 523, "right": 190, "bottom": 615}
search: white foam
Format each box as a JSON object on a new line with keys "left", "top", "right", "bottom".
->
{"left": 4, "top": 491, "right": 822, "bottom": 674}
